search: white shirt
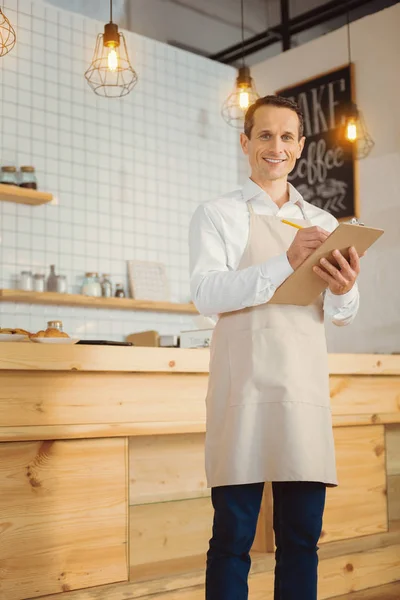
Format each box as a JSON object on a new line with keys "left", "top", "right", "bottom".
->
{"left": 189, "top": 178, "right": 359, "bottom": 326}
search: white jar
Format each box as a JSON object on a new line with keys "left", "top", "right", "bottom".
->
{"left": 33, "top": 273, "right": 45, "bottom": 292}
{"left": 82, "top": 272, "right": 102, "bottom": 297}
{"left": 19, "top": 271, "right": 33, "bottom": 291}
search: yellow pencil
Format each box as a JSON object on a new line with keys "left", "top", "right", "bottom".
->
{"left": 281, "top": 219, "right": 303, "bottom": 230}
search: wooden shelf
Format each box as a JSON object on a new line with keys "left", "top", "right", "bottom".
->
{"left": 0, "top": 184, "right": 53, "bottom": 205}
{"left": 0, "top": 289, "right": 197, "bottom": 314}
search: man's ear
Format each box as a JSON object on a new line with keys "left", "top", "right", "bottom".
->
{"left": 240, "top": 132, "right": 249, "bottom": 155}
{"left": 297, "top": 136, "right": 306, "bottom": 159}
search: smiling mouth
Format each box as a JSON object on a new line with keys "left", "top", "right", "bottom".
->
{"left": 263, "top": 157, "right": 286, "bottom": 164}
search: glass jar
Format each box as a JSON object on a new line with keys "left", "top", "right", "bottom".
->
{"left": 19, "top": 271, "right": 33, "bottom": 291}
{"left": 101, "top": 274, "right": 112, "bottom": 298}
{"left": 0, "top": 166, "right": 18, "bottom": 185}
{"left": 19, "top": 166, "right": 38, "bottom": 190}
{"left": 47, "top": 320, "right": 63, "bottom": 331}
{"left": 82, "top": 272, "right": 102, "bottom": 297}
{"left": 115, "top": 283, "right": 126, "bottom": 298}
{"left": 33, "top": 273, "right": 45, "bottom": 292}
{"left": 56, "top": 275, "right": 67, "bottom": 294}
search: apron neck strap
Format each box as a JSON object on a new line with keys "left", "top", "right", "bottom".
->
{"left": 297, "top": 201, "right": 309, "bottom": 221}
{"left": 247, "top": 200, "right": 254, "bottom": 215}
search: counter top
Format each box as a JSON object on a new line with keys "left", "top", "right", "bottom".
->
{"left": 0, "top": 344, "right": 399, "bottom": 374}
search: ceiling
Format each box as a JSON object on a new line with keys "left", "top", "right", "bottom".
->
{"left": 43, "top": 0, "right": 398, "bottom": 65}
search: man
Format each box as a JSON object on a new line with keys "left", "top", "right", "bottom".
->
{"left": 189, "top": 96, "right": 361, "bottom": 600}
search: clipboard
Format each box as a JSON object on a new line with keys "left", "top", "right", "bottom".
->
{"left": 269, "top": 223, "right": 384, "bottom": 306}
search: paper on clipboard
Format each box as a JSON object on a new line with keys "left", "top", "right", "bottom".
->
{"left": 269, "top": 223, "right": 384, "bottom": 306}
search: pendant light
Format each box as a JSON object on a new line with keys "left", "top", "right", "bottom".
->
{"left": 0, "top": 7, "right": 16, "bottom": 57}
{"left": 222, "top": 0, "right": 259, "bottom": 128}
{"left": 343, "top": 3, "right": 374, "bottom": 158}
{"left": 84, "top": 0, "right": 138, "bottom": 98}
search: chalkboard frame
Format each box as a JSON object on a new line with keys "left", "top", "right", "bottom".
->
{"left": 276, "top": 63, "right": 359, "bottom": 221}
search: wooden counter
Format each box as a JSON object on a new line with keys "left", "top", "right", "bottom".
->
{"left": 0, "top": 346, "right": 399, "bottom": 599}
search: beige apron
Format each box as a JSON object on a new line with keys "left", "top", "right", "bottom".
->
{"left": 205, "top": 199, "right": 337, "bottom": 488}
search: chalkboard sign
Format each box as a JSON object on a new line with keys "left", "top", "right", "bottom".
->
{"left": 277, "top": 65, "right": 358, "bottom": 220}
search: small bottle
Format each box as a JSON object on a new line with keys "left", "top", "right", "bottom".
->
{"left": 46, "top": 265, "right": 58, "bottom": 292}
{"left": 47, "top": 320, "right": 63, "bottom": 331}
{"left": 0, "top": 166, "right": 18, "bottom": 185}
{"left": 19, "top": 166, "right": 38, "bottom": 190}
{"left": 33, "top": 273, "right": 45, "bottom": 292}
{"left": 115, "top": 283, "right": 125, "bottom": 298}
{"left": 101, "top": 274, "right": 112, "bottom": 298}
{"left": 19, "top": 271, "right": 33, "bottom": 291}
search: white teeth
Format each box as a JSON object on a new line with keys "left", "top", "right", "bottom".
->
{"left": 264, "top": 158, "right": 284, "bottom": 163}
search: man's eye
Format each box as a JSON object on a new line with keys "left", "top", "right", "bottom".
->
{"left": 282, "top": 135, "right": 292, "bottom": 141}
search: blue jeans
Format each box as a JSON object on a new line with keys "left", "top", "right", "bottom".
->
{"left": 205, "top": 481, "right": 326, "bottom": 600}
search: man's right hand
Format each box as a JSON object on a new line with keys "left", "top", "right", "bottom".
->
{"left": 287, "top": 226, "right": 330, "bottom": 270}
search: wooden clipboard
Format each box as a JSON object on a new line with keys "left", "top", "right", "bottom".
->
{"left": 269, "top": 223, "right": 384, "bottom": 306}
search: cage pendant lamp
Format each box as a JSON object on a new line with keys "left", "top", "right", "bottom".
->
{"left": 84, "top": 0, "right": 138, "bottom": 98}
{"left": 343, "top": 2, "right": 374, "bottom": 158}
{"left": 222, "top": 0, "right": 259, "bottom": 128}
{"left": 0, "top": 8, "right": 16, "bottom": 57}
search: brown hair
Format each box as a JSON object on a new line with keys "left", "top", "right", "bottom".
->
{"left": 244, "top": 95, "right": 304, "bottom": 139}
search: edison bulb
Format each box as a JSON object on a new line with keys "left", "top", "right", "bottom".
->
{"left": 107, "top": 48, "right": 119, "bottom": 72}
{"left": 345, "top": 118, "right": 357, "bottom": 142}
{"left": 239, "top": 89, "right": 250, "bottom": 110}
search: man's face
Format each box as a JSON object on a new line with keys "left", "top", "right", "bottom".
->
{"left": 240, "top": 105, "right": 305, "bottom": 182}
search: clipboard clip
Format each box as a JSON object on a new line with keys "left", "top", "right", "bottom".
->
{"left": 347, "top": 218, "right": 365, "bottom": 226}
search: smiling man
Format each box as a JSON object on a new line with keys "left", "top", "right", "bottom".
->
{"left": 189, "top": 96, "right": 361, "bottom": 600}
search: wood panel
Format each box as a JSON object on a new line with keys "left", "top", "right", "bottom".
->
{"left": 0, "top": 345, "right": 211, "bottom": 373}
{"left": 0, "top": 438, "right": 128, "bottom": 600}
{"left": 331, "top": 581, "right": 400, "bottom": 599}
{"left": 318, "top": 543, "right": 400, "bottom": 598}
{"left": 321, "top": 426, "right": 387, "bottom": 544}
{"left": 55, "top": 543, "right": 399, "bottom": 600}
{"left": 388, "top": 476, "right": 400, "bottom": 524}
{"left": 136, "top": 544, "right": 400, "bottom": 600}
{"left": 0, "top": 421, "right": 207, "bottom": 442}
{"left": 330, "top": 376, "right": 400, "bottom": 418}
{"left": 0, "top": 288, "right": 197, "bottom": 314}
{"left": 328, "top": 354, "right": 400, "bottom": 376}
{"left": 31, "top": 528, "right": 400, "bottom": 599}
{"left": 129, "top": 434, "right": 208, "bottom": 504}
{"left": 252, "top": 483, "right": 274, "bottom": 553}
{"left": 0, "top": 372, "right": 207, "bottom": 427}
{"left": 386, "top": 425, "right": 400, "bottom": 476}
{"left": 0, "top": 347, "right": 399, "bottom": 376}
{"left": 129, "top": 498, "right": 212, "bottom": 572}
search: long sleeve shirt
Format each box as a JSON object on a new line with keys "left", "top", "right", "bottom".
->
{"left": 189, "top": 178, "right": 359, "bottom": 327}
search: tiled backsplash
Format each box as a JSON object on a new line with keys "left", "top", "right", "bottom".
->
{"left": 0, "top": 0, "right": 239, "bottom": 339}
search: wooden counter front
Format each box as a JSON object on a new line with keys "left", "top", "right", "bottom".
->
{"left": 0, "top": 346, "right": 399, "bottom": 599}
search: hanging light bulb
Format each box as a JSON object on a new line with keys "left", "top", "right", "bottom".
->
{"left": 107, "top": 47, "right": 118, "bottom": 72}
{"left": 222, "top": 66, "right": 259, "bottom": 128}
{"left": 222, "top": 0, "right": 259, "bottom": 128}
{"left": 345, "top": 116, "right": 357, "bottom": 142}
{"left": 343, "top": 2, "right": 374, "bottom": 158}
{"left": 85, "top": 0, "right": 138, "bottom": 98}
{"left": 343, "top": 102, "right": 374, "bottom": 158}
{"left": 0, "top": 8, "right": 16, "bottom": 57}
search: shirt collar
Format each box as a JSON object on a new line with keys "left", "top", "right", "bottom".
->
{"left": 241, "top": 178, "right": 304, "bottom": 208}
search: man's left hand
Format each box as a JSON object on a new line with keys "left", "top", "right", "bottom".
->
{"left": 313, "top": 247, "right": 361, "bottom": 295}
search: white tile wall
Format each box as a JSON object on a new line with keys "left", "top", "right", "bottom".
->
{"left": 0, "top": 0, "right": 239, "bottom": 340}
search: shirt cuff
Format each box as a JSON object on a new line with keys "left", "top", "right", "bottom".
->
{"left": 260, "top": 253, "right": 294, "bottom": 289}
{"left": 324, "top": 284, "right": 358, "bottom": 309}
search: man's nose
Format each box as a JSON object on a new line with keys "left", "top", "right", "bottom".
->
{"left": 269, "top": 136, "right": 283, "bottom": 154}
